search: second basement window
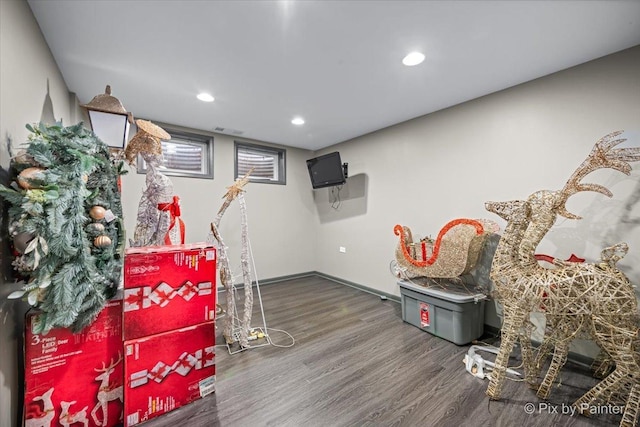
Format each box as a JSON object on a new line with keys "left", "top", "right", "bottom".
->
{"left": 235, "top": 142, "right": 286, "bottom": 185}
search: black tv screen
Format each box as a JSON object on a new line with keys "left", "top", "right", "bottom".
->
{"left": 306, "top": 151, "right": 346, "bottom": 189}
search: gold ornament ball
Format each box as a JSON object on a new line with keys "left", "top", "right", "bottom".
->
{"left": 14, "top": 150, "right": 37, "bottom": 167}
{"left": 17, "top": 167, "right": 45, "bottom": 190}
{"left": 94, "top": 235, "right": 112, "bottom": 248}
{"left": 89, "top": 206, "right": 106, "bottom": 220}
{"left": 87, "top": 222, "right": 105, "bottom": 233}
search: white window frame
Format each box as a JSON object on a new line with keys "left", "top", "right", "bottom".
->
{"left": 234, "top": 141, "right": 286, "bottom": 185}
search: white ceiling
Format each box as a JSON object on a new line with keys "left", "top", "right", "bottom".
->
{"left": 28, "top": 1, "right": 640, "bottom": 151}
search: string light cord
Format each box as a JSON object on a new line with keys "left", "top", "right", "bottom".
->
{"left": 245, "top": 217, "right": 295, "bottom": 349}
{"left": 330, "top": 185, "right": 342, "bottom": 210}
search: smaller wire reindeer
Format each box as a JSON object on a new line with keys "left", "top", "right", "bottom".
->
{"left": 91, "top": 352, "right": 123, "bottom": 427}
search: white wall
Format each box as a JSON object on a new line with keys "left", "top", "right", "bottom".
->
{"left": 313, "top": 45, "right": 640, "bottom": 354}
{"left": 0, "top": 1, "right": 75, "bottom": 426}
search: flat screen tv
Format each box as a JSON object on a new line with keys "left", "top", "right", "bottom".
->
{"left": 306, "top": 151, "right": 346, "bottom": 189}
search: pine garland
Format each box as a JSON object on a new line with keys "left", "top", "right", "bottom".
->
{"left": 0, "top": 122, "right": 126, "bottom": 334}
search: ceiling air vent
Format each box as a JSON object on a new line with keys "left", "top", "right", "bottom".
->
{"left": 213, "top": 126, "right": 244, "bottom": 136}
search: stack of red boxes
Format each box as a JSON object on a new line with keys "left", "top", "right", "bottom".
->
{"left": 122, "top": 243, "right": 216, "bottom": 426}
{"left": 23, "top": 299, "right": 125, "bottom": 427}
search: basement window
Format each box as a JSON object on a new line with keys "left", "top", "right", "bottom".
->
{"left": 137, "top": 127, "right": 213, "bottom": 179}
{"left": 234, "top": 141, "right": 286, "bottom": 185}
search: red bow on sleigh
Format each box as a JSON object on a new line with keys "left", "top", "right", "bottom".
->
{"left": 158, "top": 196, "right": 185, "bottom": 245}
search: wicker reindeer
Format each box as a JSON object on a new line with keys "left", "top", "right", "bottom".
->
{"left": 485, "top": 131, "right": 640, "bottom": 426}
{"left": 91, "top": 352, "right": 123, "bottom": 427}
{"left": 485, "top": 199, "right": 624, "bottom": 396}
{"left": 518, "top": 132, "right": 640, "bottom": 401}
{"left": 484, "top": 199, "right": 540, "bottom": 382}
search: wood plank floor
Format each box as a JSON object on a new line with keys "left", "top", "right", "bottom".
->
{"left": 140, "top": 276, "right": 622, "bottom": 427}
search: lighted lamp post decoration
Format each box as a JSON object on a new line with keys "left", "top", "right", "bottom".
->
{"left": 81, "top": 85, "right": 133, "bottom": 149}
{"left": 82, "top": 84, "right": 184, "bottom": 247}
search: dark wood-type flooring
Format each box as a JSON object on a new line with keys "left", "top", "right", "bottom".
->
{"left": 141, "top": 276, "right": 622, "bottom": 427}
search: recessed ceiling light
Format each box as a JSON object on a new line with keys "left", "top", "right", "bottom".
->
{"left": 291, "top": 117, "right": 305, "bottom": 125}
{"left": 197, "top": 93, "right": 215, "bottom": 102}
{"left": 402, "top": 52, "right": 425, "bottom": 66}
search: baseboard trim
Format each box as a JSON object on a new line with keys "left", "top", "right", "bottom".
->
{"left": 217, "top": 271, "right": 318, "bottom": 291}
{"left": 234, "top": 271, "right": 400, "bottom": 303}
{"left": 313, "top": 272, "right": 402, "bottom": 303}
{"left": 256, "top": 271, "right": 319, "bottom": 285}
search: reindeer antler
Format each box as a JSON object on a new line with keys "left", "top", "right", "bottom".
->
{"left": 94, "top": 351, "right": 122, "bottom": 372}
{"left": 558, "top": 131, "right": 640, "bottom": 219}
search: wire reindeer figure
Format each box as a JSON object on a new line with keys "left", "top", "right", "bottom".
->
{"left": 485, "top": 131, "right": 640, "bottom": 427}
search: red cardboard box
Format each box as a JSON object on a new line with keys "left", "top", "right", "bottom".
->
{"left": 123, "top": 243, "right": 216, "bottom": 340}
{"left": 24, "top": 299, "right": 124, "bottom": 427}
{"left": 123, "top": 321, "right": 216, "bottom": 426}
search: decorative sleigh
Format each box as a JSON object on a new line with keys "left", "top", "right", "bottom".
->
{"left": 392, "top": 218, "right": 499, "bottom": 279}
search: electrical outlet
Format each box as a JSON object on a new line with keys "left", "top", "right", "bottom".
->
{"left": 339, "top": 246, "right": 346, "bottom": 253}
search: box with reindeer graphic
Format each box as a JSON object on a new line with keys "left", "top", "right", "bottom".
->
{"left": 123, "top": 243, "right": 216, "bottom": 340}
{"left": 24, "top": 299, "right": 124, "bottom": 427}
{"left": 123, "top": 321, "right": 216, "bottom": 426}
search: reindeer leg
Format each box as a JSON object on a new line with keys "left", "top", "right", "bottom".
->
{"left": 620, "top": 384, "right": 640, "bottom": 427}
{"left": 537, "top": 339, "right": 569, "bottom": 400}
{"left": 91, "top": 403, "right": 101, "bottom": 426}
{"left": 533, "top": 338, "right": 553, "bottom": 383}
{"left": 487, "top": 305, "right": 527, "bottom": 400}
{"left": 575, "top": 321, "right": 637, "bottom": 414}
{"left": 519, "top": 320, "right": 538, "bottom": 388}
{"left": 536, "top": 314, "right": 582, "bottom": 400}
{"left": 534, "top": 315, "right": 560, "bottom": 381}
{"left": 574, "top": 368, "right": 625, "bottom": 415}
{"left": 101, "top": 402, "right": 107, "bottom": 427}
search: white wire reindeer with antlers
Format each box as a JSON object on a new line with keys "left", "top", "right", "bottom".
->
{"left": 91, "top": 352, "right": 123, "bottom": 427}
{"left": 485, "top": 131, "right": 640, "bottom": 426}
